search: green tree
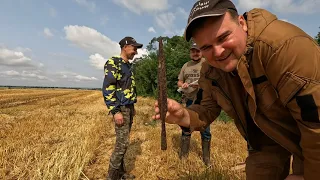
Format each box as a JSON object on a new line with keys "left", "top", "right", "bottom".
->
{"left": 315, "top": 27, "right": 320, "bottom": 45}
{"left": 134, "top": 36, "right": 192, "bottom": 100}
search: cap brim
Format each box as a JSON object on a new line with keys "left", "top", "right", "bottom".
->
{"left": 190, "top": 47, "right": 200, "bottom": 50}
{"left": 184, "top": 9, "right": 227, "bottom": 42}
{"left": 132, "top": 43, "right": 143, "bottom": 48}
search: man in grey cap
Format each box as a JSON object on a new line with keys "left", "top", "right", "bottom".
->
{"left": 103, "top": 36, "right": 143, "bottom": 180}
{"left": 177, "top": 42, "right": 211, "bottom": 166}
{"left": 153, "top": 0, "right": 320, "bottom": 179}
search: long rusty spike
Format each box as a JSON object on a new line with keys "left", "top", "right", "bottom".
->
{"left": 157, "top": 37, "right": 167, "bottom": 150}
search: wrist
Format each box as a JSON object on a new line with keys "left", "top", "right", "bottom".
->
{"left": 179, "top": 108, "right": 190, "bottom": 127}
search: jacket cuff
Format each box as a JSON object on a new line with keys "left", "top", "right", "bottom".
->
{"left": 185, "top": 108, "right": 207, "bottom": 132}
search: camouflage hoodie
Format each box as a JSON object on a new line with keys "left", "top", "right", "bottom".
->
{"left": 102, "top": 56, "right": 137, "bottom": 115}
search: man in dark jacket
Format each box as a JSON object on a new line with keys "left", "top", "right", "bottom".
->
{"left": 153, "top": 0, "right": 320, "bottom": 179}
{"left": 103, "top": 36, "right": 143, "bottom": 180}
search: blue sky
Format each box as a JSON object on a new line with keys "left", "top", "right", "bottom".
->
{"left": 0, "top": 0, "right": 319, "bottom": 88}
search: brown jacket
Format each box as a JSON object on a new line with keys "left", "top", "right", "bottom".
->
{"left": 187, "top": 8, "right": 320, "bottom": 179}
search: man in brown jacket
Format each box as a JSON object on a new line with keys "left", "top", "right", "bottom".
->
{"left": 153, "top": 0, "right": 320, "bottom": 179}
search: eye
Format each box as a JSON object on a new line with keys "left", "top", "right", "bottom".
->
{"left": 218, "top": 34, "right": 229, "bottom": 42}
{"left": 201, "top": 45, "right": 212, "bottom": 51}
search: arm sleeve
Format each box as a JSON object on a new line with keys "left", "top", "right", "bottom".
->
{"left": 178, "top": 63, "right": 187, "bottom": 81}
{"left": 265, "top": 37, "right": 320, "bottom": 179}
{"left": 102, "top": 58, "right": 121, "bottom": 115}
{"left": 187, "top": 66, "right": 221, "bottom": 131}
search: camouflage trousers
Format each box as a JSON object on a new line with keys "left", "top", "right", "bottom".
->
{"left": 109, "top": 105, "right": 134, "bottom": 169}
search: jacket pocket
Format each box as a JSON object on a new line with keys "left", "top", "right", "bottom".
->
{"left": 277, "top": 72, "right": 307, "bottom": 106}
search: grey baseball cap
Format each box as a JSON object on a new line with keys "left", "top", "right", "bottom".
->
{"left": 184, "top": 0, "right": 237, "bottom": 41}
{"left": 190, "top": 42, "right": 200, "bottom": 50}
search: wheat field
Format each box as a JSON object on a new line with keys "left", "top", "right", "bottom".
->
{"left": 0, "top": 88, "right": 247, "bottom": 180}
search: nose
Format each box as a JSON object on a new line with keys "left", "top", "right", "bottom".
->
{"left": 212, "top": 45, "right": 225, "bottom": 59}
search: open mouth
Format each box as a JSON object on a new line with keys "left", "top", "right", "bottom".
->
{"left": 216, "top": 52, "right": 232, "bottom": 61}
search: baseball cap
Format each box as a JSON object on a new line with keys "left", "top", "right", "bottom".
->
{"left": 119, "top": 36, "right": 143, "bottom": 48}
{"left": 190, "top": 42, "right": 200, "bottom": 50}
{"left": 184, "top": 0, "right": 237, "bottom": 41}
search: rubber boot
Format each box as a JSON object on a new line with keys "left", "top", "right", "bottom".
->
{"left": 202, "top": 138, "right": 211, "bottom": 166}
{"left": 119, "top": 160, "right": 135, "bottom": 179}
{"left": 107, "top": 166, "right": 120, "bottom": 180}
{"left": 179, "top": 136, "right": 191, "bottom": 159}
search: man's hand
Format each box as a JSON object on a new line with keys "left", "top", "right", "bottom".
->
{"left": 285, "top": 175, "right": 304, "bottom": 180}
{"left": 114, "top": 112, "right": 124, "bottom": 126}
{"left": 152, "top": 98, "right": 190, "bottom": 127}
{"left": 181, "top": 83, "right": 189, "bottom": 89}
{"left": 189, "top": 84, "right": 199, "bottom": 88}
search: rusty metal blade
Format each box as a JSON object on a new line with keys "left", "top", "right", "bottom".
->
{"left": 157, "top": 37, "right": 167, "bottom": 150}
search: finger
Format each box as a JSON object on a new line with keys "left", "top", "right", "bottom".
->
{"left": 154, "top": 114, "right": 161, "bottom": 119}
{"left": 167, "top": 99, "right": 174, "bottom": 111}
{"left": 154, "top": 101, "right": 159, "bottom": 107}
{"left": 152, "top": 114, "right": 161, "bottom": 120}
{"left": 154, "top": 107, "right": 160, "bottom": 114}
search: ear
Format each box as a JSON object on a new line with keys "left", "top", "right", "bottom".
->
{"left": 123, "top": 45, "right": 128, "bottom": 51}
{"left": 238, "top": 15, "right": 248, "bottom": 32}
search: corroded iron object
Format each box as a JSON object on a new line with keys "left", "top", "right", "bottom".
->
{"left": 157, "top": 37, "right": 167, "bottom": 150}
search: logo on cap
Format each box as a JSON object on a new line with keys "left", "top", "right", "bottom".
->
{"left": 189, "top": 1, "right": 210, "bottom": 20}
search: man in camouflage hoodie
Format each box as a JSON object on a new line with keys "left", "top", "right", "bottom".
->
{"left": 102, "top": 36, "right": 143, "bottom": 180}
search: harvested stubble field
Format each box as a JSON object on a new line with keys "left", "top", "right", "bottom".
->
{"left": 0, "top": 88, "right": 247, "bottom": 180}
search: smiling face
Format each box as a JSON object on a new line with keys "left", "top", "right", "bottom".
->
{"left": 192, "top": 11, "right": 248, "bottom": 72}
{"left": 190, "top": 48, "right": 202, "bottom": 61}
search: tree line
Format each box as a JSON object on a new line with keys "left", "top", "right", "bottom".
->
{"left": 133, "top": 36, "right": 192, "bottom": 101}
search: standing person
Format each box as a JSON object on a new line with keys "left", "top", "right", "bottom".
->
{"left": 102, "top": 36, "right": 143, "bottom": 180}
{"left": 177, "top": 42, "right": 211, "bottom": 166}
{"left": 153, "top": 0, "right": 320, "bottom": 179}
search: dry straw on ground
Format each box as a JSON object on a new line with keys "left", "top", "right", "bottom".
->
{"left": 0, "top": 89, "right": 247, "bottom": 180}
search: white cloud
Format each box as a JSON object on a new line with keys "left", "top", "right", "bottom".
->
{"left": 148, "top": 27, "right": 156, "bottom": 33}
{"left": 14, "top": 47, "right": 32, "bottom": 53}
{"left": 75, "top": 75, "right": 97, "bottom": 81}
{"left": 132, "top": 49, "right": 149, "bottom": 62}
{"left": 0, "top": 70, "right": 53, "bottom": 81}
{"left": 73, "top": 0, "right": 96, "bottom": 13}
{"left": 155, "top": 12, "right": 176, "bottom": 34}
{"left": 0, "top": 47, "right": 33, "bottom": 67}
{"left": 64, "top": 25, "right": 148, "bottom": 70}
{"left": 64, "top": 25, "right": 120, "bottom": 58}
{"left": 89, "top": 53, "right": 106, "bottom": 70}
{"left": 237, "top": 0, "right": 320, "bottom": 14}
{"left": 113, "top": 0, "right": 169, "bottom": 14}
{"left": 49, "top": 52, "right": 77, "bottom": 60}
{"left": 44, "top": 28, "right": 54, "bottom": 38}
{"left": 56, "top": 71, "right": 98, "bottom": 82}
{"left": 176, "top": 7, "right": 188, "bottom": 19}
{"left": 154, "top": 8, "right": 189, "bottom": 36}
{"left": 1, "top": 70, "right": 20, "bottom": 76}
{"left": 49, "top": 7, "right": 57, "bottom": 17}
